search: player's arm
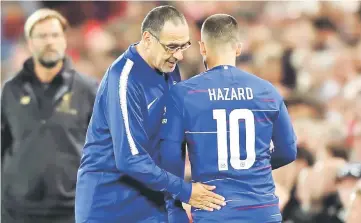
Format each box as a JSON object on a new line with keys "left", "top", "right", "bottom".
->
{"left": 107, "top": 62, "right": 225, "bottom": 210}
{"left": 159, "top": 91, "right": 189, "bottom": 222}
{"left": 271, "top": 101, "right": 297, "bottom": 170}
{"left": 107, "top": 64, "right": 190, "bottom": 202}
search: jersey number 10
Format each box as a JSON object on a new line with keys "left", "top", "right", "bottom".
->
{"left": 213, "top": 109, "right": 255, "bottom": 171}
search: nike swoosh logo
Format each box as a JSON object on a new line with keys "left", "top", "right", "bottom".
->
{"left": 147, "top": 98, "right": 158, "bottom": 110}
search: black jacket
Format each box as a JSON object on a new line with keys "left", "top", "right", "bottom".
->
{"left": 1, "top": 58, "right": 97, "bottom": 215}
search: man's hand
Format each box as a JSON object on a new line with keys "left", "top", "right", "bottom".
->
{"left": 187, "top": 183, "right": 226, "bottom": 211}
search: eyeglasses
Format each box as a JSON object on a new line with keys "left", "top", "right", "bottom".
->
{"left": 148, "top": 31, "right": 191, "bottom": 54}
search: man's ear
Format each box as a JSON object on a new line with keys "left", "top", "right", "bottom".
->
{"left": 198, "top": 41, "right": 207, "bottom": 57}
{"left": 236, "top": 42, "right": 242, "bottom": 57}
{"left": 142, "top": 31, "right": 152, "bottom": 48}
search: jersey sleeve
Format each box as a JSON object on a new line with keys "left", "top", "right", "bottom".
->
{"left": 271, "top": 101, "right": 297, "bottom": 169}
{"left": 106, "top": 60, "right": 191, "bottom": 202}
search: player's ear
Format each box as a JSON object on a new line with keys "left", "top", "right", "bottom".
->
{"left": 198, "top": 41, "right": 207, "bottom": 57}
{"left": 142, "top": 31, "right": 152, "bottom": 49}
{"left": 236, "top": 42, "right": 242, "bottom": 57}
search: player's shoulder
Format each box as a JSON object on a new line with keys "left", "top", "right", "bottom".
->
{"left": 176, "top": 69, "right": 209, "bottom": 88}
{"left": 107, "top": 54, "right": 126, "bottom": 75}
{"left": 237, "top": 68, "right": 269, "bottom": 85}
{"left": 241, "top": 70, "right": 282, "bottom": 97}
{"left": 171, "top": 70, "right": 206, "bottom": 96}
{"left": 169, "top": 81, "right": 189, "bottom": 98}
{"left": 188, "top": 69, "right": 208, "bottom": 81}
{"left": 98, "top": 57, "right": 138, "bottom": 101}
{"left": 106, "top": 52, "right": 140, "bottom": 83}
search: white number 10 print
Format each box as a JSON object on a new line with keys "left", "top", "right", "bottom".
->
{"left": 213, "top": 109, "right": 256, "bottom": 171}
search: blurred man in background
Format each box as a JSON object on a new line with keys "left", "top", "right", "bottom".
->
{"left": 1, "top": 8, "right": 97, "bottom": 223}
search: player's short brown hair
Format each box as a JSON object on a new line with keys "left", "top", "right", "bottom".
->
{"left": 201, "top": 14, "right": 239, "bottom": 45}
{"left": 24, "top": 8, "right": 68, "bottom": 39}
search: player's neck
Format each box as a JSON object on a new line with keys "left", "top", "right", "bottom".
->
{"left": 206, "top": 54, "right": 236, "bottom": 70}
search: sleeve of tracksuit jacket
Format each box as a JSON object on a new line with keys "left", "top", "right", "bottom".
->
{"left": 107, "top": 59, "right": 192, "bottom": 202}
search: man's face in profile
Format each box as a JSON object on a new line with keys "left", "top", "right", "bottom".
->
{"left": 149, "top": 21, "right": 190, "bottom": 73}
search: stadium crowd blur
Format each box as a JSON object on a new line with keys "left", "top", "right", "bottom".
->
{"left": 2, "top": 1, "right": 361, "bottom": 223}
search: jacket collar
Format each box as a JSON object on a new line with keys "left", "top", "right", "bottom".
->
{"left": 20, "top": 57, "right": 73, "bottom": 84}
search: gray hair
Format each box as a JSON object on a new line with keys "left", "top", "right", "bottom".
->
{"left": 141, "top": 5, "right": 186, "bottom": 37}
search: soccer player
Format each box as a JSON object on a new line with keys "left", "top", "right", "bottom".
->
{"left": 75, "top": 6, "right": 225, "bottom": 223}
{"left": 159, "top": 14, "right": 297, "bottom": 223}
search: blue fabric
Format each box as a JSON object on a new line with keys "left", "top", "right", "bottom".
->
{"left": 75, "top": 43, "right": 191, "bottom": 222}
{"left": 159, "top": 65, "right": 296, "bottom": 222}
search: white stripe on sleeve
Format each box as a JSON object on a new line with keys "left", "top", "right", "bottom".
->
{"left": 119, "top": 59, "right": 139, "bottom": 155}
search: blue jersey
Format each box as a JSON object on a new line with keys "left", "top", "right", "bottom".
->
{"left": 159, "top": 65, "right": 297, "bottom": 223}
{"left": 75, "top": 44, "right": 192, "bottom": 223}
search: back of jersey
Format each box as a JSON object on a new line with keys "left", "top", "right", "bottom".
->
{"left": 180, "top": 65, "right": 287, "bottom": 222}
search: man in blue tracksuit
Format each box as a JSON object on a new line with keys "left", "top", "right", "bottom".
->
{"left": 159, "top": 14, "right": 297, "bottom": 223}
{"left": 75, "top": 6, "right": 225, "bottom": 223}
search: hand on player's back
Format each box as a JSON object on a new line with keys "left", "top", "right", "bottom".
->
{"left": 187, "top": 183, "right": 226, "bottom": 211}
